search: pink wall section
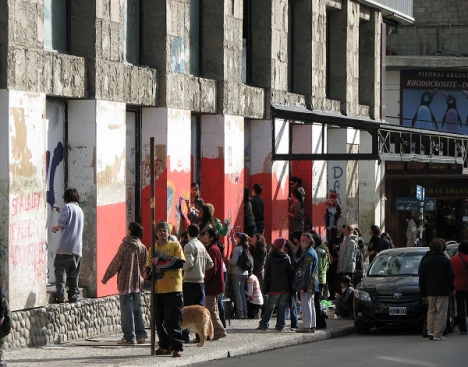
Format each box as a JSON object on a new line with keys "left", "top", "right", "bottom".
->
{"left": 96, "top": 202, "right": 127, "bottom": 297}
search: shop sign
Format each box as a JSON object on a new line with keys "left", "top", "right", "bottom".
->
{"left": 396, "top": 197, "right": 436, "bottom": 211}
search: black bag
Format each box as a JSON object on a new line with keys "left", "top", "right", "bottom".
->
{"left": 0, "top": 298, "right": 11, "bottom": 338}
{"left": 237, "top": 249, "right": 254, "bottom": 272}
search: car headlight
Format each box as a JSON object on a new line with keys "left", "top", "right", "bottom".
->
{"left": 354, "top": 289, "right": 372, "bottom": 303}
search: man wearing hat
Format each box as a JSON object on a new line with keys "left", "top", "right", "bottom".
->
{"left": 144, "top": 221, "right": 185, "bottom": 357}
{"left": 257, "top": 238, "right": 293, "bottom": 332}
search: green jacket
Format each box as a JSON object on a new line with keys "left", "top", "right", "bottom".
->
{"left": 316, "top": 244, "right": 330, "bottom": 285}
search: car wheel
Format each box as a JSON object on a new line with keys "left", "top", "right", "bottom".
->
{"left": 445, "top": 301, "right": 455, "bottom": 334}
{"left": 354, "top": 321, "right": 371, "bottom": 334}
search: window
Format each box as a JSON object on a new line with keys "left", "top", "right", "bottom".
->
{"left": 44, "top": 0, "right": 70, "bottom": 52}
{"left": 242, "top": 0, "right": 252, "bottom": 84}
{"left": 190, "top": 0, "right": 202, "bottom": 76}
{"left": 124, "top": 0, "right": 141, "bottom": 64}
{"left": 287, "top": 0, "right": 295, "bottom": 92}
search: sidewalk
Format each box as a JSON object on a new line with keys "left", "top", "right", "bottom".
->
{"left": 6, "top": 317, "right": 355, "bottom": 367}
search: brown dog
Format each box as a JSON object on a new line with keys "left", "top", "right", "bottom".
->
{"left": 182, "top": 305, "right": 214, "bottom": 346}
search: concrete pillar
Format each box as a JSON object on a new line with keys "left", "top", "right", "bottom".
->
{"left": 327, "top": 128, "right": 359, "bottom": 227}
{"left": 140, "top": 107, "right": 192, "bottom": 245}
{"left": 311, "top": 124, "right": 328, "bottom": 239}
{"left": 200, "top": 115, "right": 245, "bottom": 259}
{"left": 272, "top": 119, "right": 290, "bottom": 240}
{"left": 359, "top": 132, "right": 384, "bottom": 241}
{"left": 2, "top": 90, "right": 48, "bottom": 311}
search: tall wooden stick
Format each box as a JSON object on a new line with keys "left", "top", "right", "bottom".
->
{"left": 150, "top": 137, "right": 156, "bottom": 355}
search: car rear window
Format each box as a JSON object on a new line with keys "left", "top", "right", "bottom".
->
{"left": 368, "top": 252, "right": 425, "bottom": 277}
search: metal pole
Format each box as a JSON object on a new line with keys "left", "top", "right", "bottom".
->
{"left": 419, "top": 201, "right": 424, "bottom": 247}
{"left": 150, "top": 137, "right": 156, "bottom": 355}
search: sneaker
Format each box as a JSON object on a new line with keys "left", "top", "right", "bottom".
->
{"left": 172, "top": 350, "right": 182, "bottom": 358}
{"left": 461, "top": 331, "right": 467, "bottom": 335}
{"left": 296, "top": 328, "right": 313, "bottom": 333}
{"left": 428, "top": 334, "right": 434, "bottom": 340}
{"left": 433, "top": 336, "right": 446, "bottom": 341}
{"left": 155, "top": 348, "right": 171, "bottom": 355}
{"left": 56, "top": 296, "right": 66, "bottom": 304}
{"left": 136, "top": 337, "right": 147, "bottom": 344}
{"left": 256, "top": 326, "right": 267, "bottom": 331}
{"left": 117, "top": 338, "right": 135, "bottom": 345}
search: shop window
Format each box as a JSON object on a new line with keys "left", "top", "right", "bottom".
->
{"left": 44, "top": 0, "right": 70, "bottom": 52}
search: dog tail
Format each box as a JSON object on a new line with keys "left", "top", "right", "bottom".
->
{"left": 207, "top": 312, "right": 214, "bottom": 340}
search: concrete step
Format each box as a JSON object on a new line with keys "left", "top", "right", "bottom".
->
{"left": 46, "top": 284, "right": 88, "bottom": 304}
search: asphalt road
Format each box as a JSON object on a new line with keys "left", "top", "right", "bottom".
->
{"left": 193, "top": 325, "right": 466, "bottom": 367}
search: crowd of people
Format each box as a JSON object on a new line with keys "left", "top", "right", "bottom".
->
{"left": 41, "top": 180, "right": 466, "bottom": 365}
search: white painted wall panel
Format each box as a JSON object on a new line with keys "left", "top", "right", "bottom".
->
{"left": 8, "top": 90, "right": 48, "bottom": 310}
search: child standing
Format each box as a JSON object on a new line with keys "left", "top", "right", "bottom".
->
{"left": 101, "top": 222, "right": 148, "bottom": 344}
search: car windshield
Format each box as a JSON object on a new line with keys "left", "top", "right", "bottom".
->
{"left": 368, "top": 252, "right": 425, "bottom": 277}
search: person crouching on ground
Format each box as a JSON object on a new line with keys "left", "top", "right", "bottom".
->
{"left": 102, "top": 222, "right": 148, "bottom": 344}
{"left": 245, "top": 271, "right": 264, "bottom": 319}
{"left": 334, "top": 275, "right": 354, "bottom": 319}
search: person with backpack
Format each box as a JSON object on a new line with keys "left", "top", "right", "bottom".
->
{"left": 257, "top": 238, "right": 292, "bottom": 331}
{"left": 229, "top": 232, "right": 252, "bottom": 319}
{"left": 353, "top": 227, "right": 366, "bottom": 287}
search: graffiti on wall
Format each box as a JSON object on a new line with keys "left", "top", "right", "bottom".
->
{"left": 46, "top": 142, "right": 64, "bottom": 210}
{"left": 330, "top": 165, "right": 344, "bottom": 207}
{"left": 9, "top": 192, "right": 47, "bottom": 286}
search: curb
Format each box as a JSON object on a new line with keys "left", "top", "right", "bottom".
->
{"left": 153, "top": 324, "right": 356, "bottom": 367}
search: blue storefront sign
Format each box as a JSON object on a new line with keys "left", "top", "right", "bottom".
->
{"left": 396, "top": 197, "right": 436, "bottom": 211}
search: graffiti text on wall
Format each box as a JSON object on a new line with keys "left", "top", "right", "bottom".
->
{"left": 10, "top": 192, "right": 46, "bottom": 286}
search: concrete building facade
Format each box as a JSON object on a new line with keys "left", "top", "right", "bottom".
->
{"left": 0, "top": 0, "right": 413, "bottom": 313}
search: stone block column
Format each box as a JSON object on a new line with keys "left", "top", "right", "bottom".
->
{"left": 140, "top": 107, "right": 192, "bottom": 245}
{"left": 200, "top": 114, "right": 245, "bottom": 259}
{"left": 1, "top": 90, "right": 48, "bottom": 311}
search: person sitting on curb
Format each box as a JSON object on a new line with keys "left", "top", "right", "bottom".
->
{"left": 334, "top": 275, "right": 354, "bottom": 319}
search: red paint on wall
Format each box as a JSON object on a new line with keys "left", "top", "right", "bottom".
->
{"left": 96, "top": 202, "right": 126, "bottom": 297}
{"left": 140, "top": 156, "right": 191, "bottom": 247}
{"left": 312, "top": 202, "right": 327, "bottom": 239}
{"left": 200, "top": 157, "right": 246, "bottom": 260}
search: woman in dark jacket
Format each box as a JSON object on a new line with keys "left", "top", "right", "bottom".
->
{"left": 251, "top": 233, "right": 267, "bottom": 294}
{"left": 365, "top": 224, "right": 381, "bottom": 263}
{"left": 257, "top": 238, "right": 293, "bottom": 332}
{"left": 326, "top": 226, "right": 341, "bottom": 300}
{"left": 244, "top": 188, "right": 256, "bottom": 237}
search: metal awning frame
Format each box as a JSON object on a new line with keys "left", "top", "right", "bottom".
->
{"left": 271, "top": 104, "right": 468, "bottom": 169}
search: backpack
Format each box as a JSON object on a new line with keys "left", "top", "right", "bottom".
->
{"left": 0, "top": 297, "right": 11, "bottom": 338}
{"left": 237, "top": 249, "right": 254, "bottom": 272}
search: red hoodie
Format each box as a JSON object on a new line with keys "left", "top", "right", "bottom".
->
{"left": 451, "top": 252, "right": 468, "bottom": 292}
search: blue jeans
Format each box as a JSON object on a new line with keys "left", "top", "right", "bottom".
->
{"left": 119, "top": 293, "right": 147, "bottom": 343}
{"left": 259, "top": 292, "right": 289, "bottom": 331}
{"left": 231, "top": 273, "right": 248, "bottom": 317}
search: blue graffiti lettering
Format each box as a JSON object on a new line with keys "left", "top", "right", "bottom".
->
{"left": 46, "top": 142, "right": 64, "bottom": 209}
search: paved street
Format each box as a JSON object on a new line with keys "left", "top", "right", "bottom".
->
{"left": 193, "top": 325, "right": 467, "bottom": 367}
{"left": 5, "top": 318, "right": 354, "bottom": 367}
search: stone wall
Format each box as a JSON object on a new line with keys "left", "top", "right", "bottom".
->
{"left": 2, "top": 293, "right": 152, "bottom": 351}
